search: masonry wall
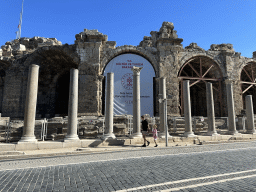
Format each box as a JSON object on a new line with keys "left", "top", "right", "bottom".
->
{"left": 1, "top": 22, "right": 256, "bottom": 119}
{"left": 2, "top": 68, "right": 27, "bottom": 118}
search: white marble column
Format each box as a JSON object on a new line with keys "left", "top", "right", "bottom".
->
{"left": 159, "top": 77, "right": 170, "bottom": 138}
{"left": 102, "top": 73, "right": 115, "bottom": 139}
{"left": 206, "top": 82, "right": 218, "bottom": 136}
{"left": 226, "top": 82, "right": 238, "bottom": 135}
{"left": 246, "top": 95, "right": 256, "bottom": 134}
{"left": 183, "top": 80, "right": 195, "bottom": 137}
{"left": 65, "top": 68, "right": 79, "bottom": 141}
{"left": 19, "top": 64, "right": 39, "bottom": 143}
{"left": 131, "top": 66, "right": 143, "bottom": 138}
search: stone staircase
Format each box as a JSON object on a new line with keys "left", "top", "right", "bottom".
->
{"left": 168, "top": 117, "right": 208, "bottom": 135}
{"left": 168, "top": 117, "right": 231, "bottom": 135}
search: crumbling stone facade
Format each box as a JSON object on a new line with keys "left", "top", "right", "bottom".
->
{"left": 0, "top": 22, "right": 256, "bottom": 119}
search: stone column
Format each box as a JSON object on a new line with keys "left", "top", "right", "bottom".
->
{"left": 19, "top": 64, "right": 39, "bottom": 142}
{"left": 131, "top": 66, "right": 143, "bottom": 138}
{"left": 206, "top": 82, "right": 218, "bottom": 136}
{"left": 159, "top": 77, "right": 170, "bottom": 138}
{"left": 246, "top": 95, "right": 256, "bottom": 134}
{"left": 226, "top": 82, "right": 238, "bottom": 135}
{"left": 183, "top": 80, "right": 195, "bottom": 137}
{"left": 102, "top": 73, "right": 115, "bottom": 139}
{"left": 65, "top": 68, "right": 79, "bottom": 141}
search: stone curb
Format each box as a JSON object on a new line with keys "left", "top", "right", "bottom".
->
{"left": 0, "top": 145, "right": 195, "bottom": 161}
{"left": 1, "top": 139, "right": 256, "bottom": 161}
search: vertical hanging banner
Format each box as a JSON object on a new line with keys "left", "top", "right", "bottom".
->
{"left": 104, "top": 53, "right": 155, "bottom": 117}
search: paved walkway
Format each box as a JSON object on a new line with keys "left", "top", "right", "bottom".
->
{"left": 1, "top": 133, "right": 256, "bottom": 160}
{"left": 0, "top": 142, "right": 192, "bottom": 160}
{"left": 1, "top": 141, "right": 256, "bottom": 191}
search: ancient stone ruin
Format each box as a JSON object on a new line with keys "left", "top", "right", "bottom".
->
{"left": 0, "top": 21, "right": 256, "bottom": 141}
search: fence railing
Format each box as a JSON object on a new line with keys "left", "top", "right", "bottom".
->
{"left": 40, "top": 118, "right": 48, "bottom": 141}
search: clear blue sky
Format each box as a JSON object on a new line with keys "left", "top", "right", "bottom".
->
{"left": 1, "top": 0, "right": 256, "bottom": 58}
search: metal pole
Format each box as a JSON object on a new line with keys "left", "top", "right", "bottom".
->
{"left": 103, "top": 118, "right": 105, "bottom": 136}
{"left": 6, "top": 119, "right": 11, "bottom": 143}
{"left": 44, "top": 118, "right": 46, "bottom": 140}
{"left": 8, "top": 120, "right": 11, "bottom": 143}
{"left": 43, "top": 118, "right": 46, "bottom": 141}
{"left": 242, "top": 116, "right": 246, "bottom": 131}
{"left": 5, "top": 121, "right": 7, "bottom": 143}
{"left": 41, "top": 121, "right": 43, "bottom": 141}
{"left": 129, "top": 116, "right": 132, "bottom": 136}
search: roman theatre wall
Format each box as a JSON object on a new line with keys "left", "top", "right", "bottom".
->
{"left": 0, "top": 22, "right": 256, "bottom": 119}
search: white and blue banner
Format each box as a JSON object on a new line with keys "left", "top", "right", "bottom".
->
{"left": 103, "top": 53, "right": 155, "bottom": 116}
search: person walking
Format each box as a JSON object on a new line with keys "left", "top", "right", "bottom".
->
{"left": 152, "top": 124, "right": 158, "bottom": 147}
{"left": 141, "top": 115, "right": 150, "bottom": 147}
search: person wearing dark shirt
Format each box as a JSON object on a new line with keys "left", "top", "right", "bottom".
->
{"left": 141, "top": 115, "right": 150, "bottom": 147}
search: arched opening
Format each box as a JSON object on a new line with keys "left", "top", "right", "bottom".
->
{"left": 35, "top": 49, "right": 78, "bottom": 118}
{"left": 0, "top": 60, "right": 10, "bottom": 113}
{"left": 241, "top": 62, "right": 256, "bottom": 113}
{"left": 0, "top": 69, "right": 5, "bottom": 113}
{"left": 178, "top": 57, "right": 223, "bottom": 117}
{"left": 55, "top": 71, "right": 70, "bottom": 116}
{"left": 103, "top": 53, "right": 156, "bottom": 116}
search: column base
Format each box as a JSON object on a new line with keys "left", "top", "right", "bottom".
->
{"left": 158, "top": 132, "right": 172, "bottom": 138}
{"left": 246, "top": 130, "right": 256, "bottom": 134}
{"left": 228, "top": 130, "right": 239, "bottom": 135}
{"left": 64, "top": 134, "right": 79, "bottom": 141}
{"left": 130, "top": 132, "right": 143, "bottom": 138}
{"left": 183, "top": 131, "right": 196, "bottom": 137}
{"left": 18, "top": 136, "right": 37, "bottom": 143}
{"left": 101, "top": 133, "right": 116, "bottom": 140}
{"left": 206, "top": 131, "right": 219, "bottom": 136}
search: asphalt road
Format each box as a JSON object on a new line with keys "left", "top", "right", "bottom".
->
{"left": 1, "top": 142, "right": 256, "bottom": 191}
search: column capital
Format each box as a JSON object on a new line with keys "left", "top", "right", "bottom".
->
{"left": 97, "top": 75, "right": 105, "bottom": 81}
{"left": 31, "top": 64, "right": 40, "bottom": 69}
{"left": 131, "top": 66, "right": 143, "bottom": 74}
{"left": 224, "top": 79, "right": 234, "bottom": 84}
{"left": 154, "top": 77, "right": 160, "bottom": 82}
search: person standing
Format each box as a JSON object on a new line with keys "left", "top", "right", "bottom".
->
{"left": 152, "top": 124, "right": 158, "bottom": 147}
{"left": 141, "top": 115, "right": 150, "bottom": 147}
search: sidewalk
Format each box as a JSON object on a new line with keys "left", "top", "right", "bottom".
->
{"left": 0, "top": 143, "right": 191, "bottom": 161}
{"left": 1, "top": 133, "right": 256, "bottom": 160}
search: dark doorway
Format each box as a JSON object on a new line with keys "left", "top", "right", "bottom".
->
{"left": 0, "top": 69, "right": 5, "bottom": 113}
{"left": 241, "top": 62, "right": 256, "bottom": 113}
{"left": 55, "top": 71, "right": 70, "bottom": 116}
{"left": 190, "top": 81, "right": 207, "bottom": 116}
{"left": 179, "top": 57, "right": 223, "bottom": 117}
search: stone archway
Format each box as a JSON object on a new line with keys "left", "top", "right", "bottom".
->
{"left": 103, "top": 53, "right": 156, "bottom": 116}
{"left": 100, "top": 46, "right": 159, "bottom": 77}
{"left": 26, "top": 49, "right": 78, "bottom": 118}
{"left": 0, "top": 60, "right": 10, "bottom": 113}
{"left": 240, "top": 62, "right": 256, "bottom": 113}
{"left": 178, "top": 56, "right": 223, "bottom": 117}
